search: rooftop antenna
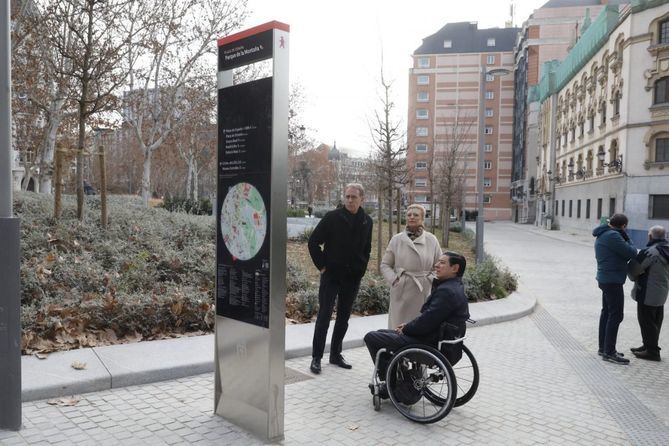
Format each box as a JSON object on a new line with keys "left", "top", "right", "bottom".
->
{"left": 505, "top": 1, "right": 515, "bottom": 28}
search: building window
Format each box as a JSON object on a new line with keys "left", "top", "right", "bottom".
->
{"left": 486, "top": 74, "right": 494, "bottom": 82}
{"left": 569, "top": 200, "right": 573, "bottom": 218}
{"left": 555, "top": 200, "right": 559, "bottom": 215}
{"left": 577, "top": 199, "right": 581, "bottom": 218}
{"left": 443, "top": 40, "right": 452, "bottom": 48}
{"left": 609, "top": 197, "right": 616, "bottom": 216}
{"left": 579, "top": 122, "right": 584, "bottom": 138}
{"left": 486, "top": 55, "right": 495, "bottom": 65}
{"left": 485, "top": 108, "right": 494, "bottom": 117}
{"left": 483, "top": 195, "right": 492, "bottom": 204}
{"left": 657, "top": 138, "right": 669, "bottom": 162}
{"left": 416, "top": 127, "right": 428, "bottom": 137}
{"left": 487, "top": 38, "right": 496, "bottom": 47}
{"left": 484, "top": 143, "right": 493, "bottom": 152}
{"left": 416, "top": 143, "right": 428, "bottom": 153}
{"left": 570, "top": 127, "right": 575, "bottom": 142}
{"left": 416, "top": 109, "right": 429, "bottom": 120}
{"left": 561, "top": 200, "right": 565, "bottom": 217}
{"left": 589, "top": 115, "right": 595, "bottom": 132}
{"left": 586, "top": 199, "right": 591, "bottom": 219}
{"left": 597, "top": 198, "right": 603, "bottom": 220}
{"left": 484, "top": 160, "right": 492, "bottom": 169}
{"left": 417, "top": 91, "right": 429, "bottom": 102}
{"left": 417, "top": 75, "right": 429, "bottom": 85}
{"left": 415, "top": 178, "right": 427, "bottom": 187}
{"left": 485, "top": 91, "right": 494, "bottom": 100}
{"left": 600, "top": 103, "right": 607, "bottom": 125}
{"left": 415, "top": 162, "right": 428, "bottom": 170}
{"left": 484, "top": 178, "right": 491, "bottom": 187}
{"left": 660, "top": 20, "right": 669, "bottom": 44}
{"left": 418, "top": 57, "right": 430, "bottom": 68}
{"left": 650, "top": 194, "right": 669, "bottom": 219}
{"left": 613, "top": 94, "right": 620, "bottom": 116}
{"left": 484, "top": 126, "right": 493, "bottom": 134}
{"left": 415, "top": 194, "right": 428, "bottom": 203}
{"left": 654, "top": 77, "right": 669, "bottom": 104}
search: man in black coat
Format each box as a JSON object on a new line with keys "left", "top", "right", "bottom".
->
{"left": 364, "top": 251, "right": 470, "bottom": 381}
{"left": 308, "top": 183, "right": 373, "bottom": 374}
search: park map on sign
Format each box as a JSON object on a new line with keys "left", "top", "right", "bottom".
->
{"left": 220, "top": 182, "right": 267, "bottom": 261}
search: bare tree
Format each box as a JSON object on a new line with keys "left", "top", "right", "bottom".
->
{"left": 123, "top": 0, "right": 247, "bottom": 206}
{"left": 434, "top": 107, "right": 475, "bottom": 247}
{"left": 369, "top": 68, "right": 407, "bottom": 246}
{"left": 46, "top": 0, "right": 147, "bottom": 219}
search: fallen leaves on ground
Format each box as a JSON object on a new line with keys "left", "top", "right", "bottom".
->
{"left": 47, "top": 396, "right": 81, "bottom": 406}
{"left": 71, "top": 361, "right": 87, "bottom": 370}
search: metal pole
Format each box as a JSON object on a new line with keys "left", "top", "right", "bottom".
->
{"left": 546, "top": 93, "right": 558, "bottom": 229}
{"left": 0, "top": 0, "right": 23, "bottom": 431}
{"left": 475, "top": 67, "right": 486, "bottom": 264}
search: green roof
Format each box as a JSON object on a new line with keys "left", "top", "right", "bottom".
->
{"left": 537, "top": 5, "right": 619, "bottom": 103}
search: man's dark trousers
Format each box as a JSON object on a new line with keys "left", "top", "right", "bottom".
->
{"left": 598, "top": 282, "right": 625, "bottom": 354}
{"left": 312, "top": 270, "right": 360, "bottom": 360}
{"left": 637, "top": 303, "right": 664, "bottom": 355}
{"left": 364, "top": 329, "right": 422, "bottom": 378}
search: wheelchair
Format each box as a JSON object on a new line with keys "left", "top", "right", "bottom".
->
{"left": 368, "top": 320, "right": 479, "bottom": 424}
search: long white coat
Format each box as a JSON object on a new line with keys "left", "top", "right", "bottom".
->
{"left": 381, "top": 230, "right": 442, "bottom": 328}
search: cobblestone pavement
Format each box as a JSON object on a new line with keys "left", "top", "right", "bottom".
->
{"left": 2, "top": 222, "right": 668, "bottom": 445}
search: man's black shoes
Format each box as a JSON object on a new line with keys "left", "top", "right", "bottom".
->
{"left": 598, "top": 350, "right": 624, "bottom": 357}
{"left": 632, "top": 350, "right": 661, "bottom": 361}
{"left": 602, "top": 352, "right": 630, "bottom": 364}
{"left": 329, "top": 355, "right": 353, "bottom": 369}
{"left": 630, "top": 345, "right": 646, "bottom": 353}
{"left": 310, "top": 358, "right": 321, "bottom": 374}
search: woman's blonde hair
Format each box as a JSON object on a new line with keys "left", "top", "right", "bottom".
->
{"left": 406, "top": 203, "right": 426, "bottom": 220}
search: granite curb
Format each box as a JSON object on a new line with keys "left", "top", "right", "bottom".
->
{"left": 21, "top": 291, "right": 535, "bottom": 402}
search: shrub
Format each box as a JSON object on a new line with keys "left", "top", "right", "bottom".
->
{"left": 353, "top": 275, "right": 389, "bottom": 315}
{"left": 463, "top": 256, "right": 518, "bottom": 302}
{"left": 289, "top": 226, "right": 314, "bottom": 243}
{"left": 287, "top": 289, "right": 320, "bottom": 320}
{"left": 286, "top": 260, "right": 310, "bottom": 292}
{"left": 287, "top": 208, "right": 305, "bottom": 217}
{"left": 162, "top": 196, "right": 212, "bottom": 215}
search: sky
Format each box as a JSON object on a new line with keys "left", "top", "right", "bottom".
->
{"left": 244, "top": 0, "right": 548, "bottom": 157}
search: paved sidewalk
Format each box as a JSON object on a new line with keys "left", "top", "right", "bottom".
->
{"left": 21, "top": 292, "right": 535, "bottom": 402}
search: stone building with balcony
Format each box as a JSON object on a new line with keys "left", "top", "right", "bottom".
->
{"left": 535, "top": 0, "right": 669, "bottom": 245}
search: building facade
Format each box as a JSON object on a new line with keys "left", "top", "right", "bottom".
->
{"left": 535, "top": 0, "right": 669, "bottom": 245}
{"left": 407, "top": 22, "right": 519, "bottom": 221}
{"left": 512, "top": 0, "right": 626, "bottom": 224}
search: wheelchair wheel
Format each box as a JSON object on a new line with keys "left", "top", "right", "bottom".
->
{"left": 385, "top": 346, "right": 456, "bottom": 424}
{"left": 453, "top": 345, "right": 479, "bottom": 407}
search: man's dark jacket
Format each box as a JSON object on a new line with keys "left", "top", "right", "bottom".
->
{"left": 308, "top": 207, "right": 373, "bottom": 278}
{"left": 403, "top": 277, "right": 470, "bottom": 346}
{"left": 593, "top": 224, "right": 636, "bottom": 284}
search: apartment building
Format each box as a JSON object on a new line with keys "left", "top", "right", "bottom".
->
{"left": 535, "top": 1, "right": 669, "bottom": 245}
{"left": 407, "top": 22, "right": 519, "bottom": 220}
{"left": 512, "top": 0, "right": 627, "bottom": 224}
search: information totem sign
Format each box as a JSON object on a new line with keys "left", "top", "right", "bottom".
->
{"left": 214, "top": 22, "right": 289, "bottom": 442}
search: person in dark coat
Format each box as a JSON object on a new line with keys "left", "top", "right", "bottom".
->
{"left": 627, "top": 225, "right": 669, "bottom": 361}
{"left": 308, "top": 183, "right": 373, "bottom": 374}
{"left": 364, "top": 251, "right": 470, "bottom": 382}
{"left": 592, "top": 213, "right": 637, "bottom": 364}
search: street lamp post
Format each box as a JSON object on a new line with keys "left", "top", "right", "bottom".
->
{"left": 475, "top": 67, "right": 510, "bottom": 265}
{"left": 0, "top": 0, "right": 22, "bottom": 430}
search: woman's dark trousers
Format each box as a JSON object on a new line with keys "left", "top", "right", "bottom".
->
{"left": 311, "top": 270, "right": 360, "bottom": 360}
{"left": 598, "top": 282, "right": 625, "bottom": 355}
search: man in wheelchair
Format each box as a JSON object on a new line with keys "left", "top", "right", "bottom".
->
{"left": 364, "top": 251, "right": 470, "bottom": 399}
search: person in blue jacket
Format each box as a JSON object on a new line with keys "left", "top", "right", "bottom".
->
{"left": 593, "top": 213, "right": 637, "bottom": 364}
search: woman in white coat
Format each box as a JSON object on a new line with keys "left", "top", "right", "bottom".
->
{"left": 381, "top": 204, "right": 442, "bottom": 329}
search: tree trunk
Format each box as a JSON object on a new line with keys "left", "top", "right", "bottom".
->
{"left": 387, "top": 188, "right": 393, "bottom": 242}
{"left": 76, "top": 95, "right": 88, "bottom": 220}
{"left": 185, "top": 154, "right": 193, "bottom": 199}
{"left": 39, "top": 99, "right": 65, "bottom": 194}
{"left": 441, "top": 201, "right": 451, "bottom": 247}
{"left": 376, "top": 187, "right": 383, "bottom": 275}
{"left": 192, "top": 158, "right": 199, "bottom": 201}
{"left": 141, "top": 149, "right": 152, "bottom": 206}
{"left": 53, "top": 148, "right": 63, "bottom": 220}
{"left": 396, "top": 188, "right": 401, "bottom": 234}
{"left": 99, "top": 142, "right": 107, "bottom": 228}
